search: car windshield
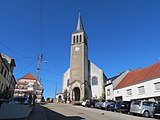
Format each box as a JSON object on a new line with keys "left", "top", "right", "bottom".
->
{"left": 133, "top": 101, "right": 141, "bottom": 105}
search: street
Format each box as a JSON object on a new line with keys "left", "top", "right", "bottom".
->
{"left": 26, "top": 103, "right": 156, "bottom": 120}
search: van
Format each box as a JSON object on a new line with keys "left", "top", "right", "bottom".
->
{"left": 130, "top": 100, "right": 157, "bottom": 117}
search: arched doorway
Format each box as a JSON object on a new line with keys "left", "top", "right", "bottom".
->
{"left": 58, "top": 95, "right": 62, "bottom": 102}
{"left": 73, "top": 87, "right": 80, "bottom": 101}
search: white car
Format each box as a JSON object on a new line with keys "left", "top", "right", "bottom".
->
{"left": 81, "top": 100, "right": 90, "bottom": 107}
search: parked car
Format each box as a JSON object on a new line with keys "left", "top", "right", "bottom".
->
{"left": 81, "top": 100, "right": 90, "bottom": 107}
{"left": 154, "top": 103, "right": 160, "bottom": 118}
{"left": 0, "top": 92, "right": 6, "bottom": 107}
{"left": 102, "top": 100, "right": 114, "bottom": 110}
{"left": 90, "top": 100, "right": 99, "bottom": 108}
{"left": 130, "top": 100, "right": 156, "bottom": 117}
{"left": 119, "top": 101, "right": 131, "bottom": 113}
{"left": 85, "top": 100, "right": 91, "bottom": 107}
{"left": 95, "top": 100, "right": 105, "bottom": 109}
{"left": 7, "top": 96, "right": 31, "bottom": 105}
{"left": 109, "top": 101, "right": 122, "bottom": 112}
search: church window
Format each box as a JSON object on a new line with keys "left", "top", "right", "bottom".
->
{"left": 92, "top": 76, "right": 98, "bottom": 85}
{"left": 73, "top": 36, "right": 75, "bottom": 44}
{"left": 80, "top": 35, "right": 82, "bottom": 43}
{"left": 67, "top": 79, "right": 70, "bottom": 86}
{"left": 76, "top": 35, "right": 79, "bottom": 43}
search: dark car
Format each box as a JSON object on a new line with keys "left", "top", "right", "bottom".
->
{"left": 102, "top": 100, "right": 114, "bottom": 110}
{"left": 95, "top": 100, "right": 105, "bottom": 109}
{"left": 8, "top": 96, "right": 31, "bottom": 105}
{"left": 154, "top": 103, "right": 160, "bottom": 118}
{"left": 0, "top": 92, "right": 6, "bottom": 107}
{"left": 119, "top": 101, "right": 131, "bottom": 114}
{"left": 90, "top": 100, "right": 99, "bottom": 108}
{"left": 110, "top": 101, "right": 122, "bottom": 112}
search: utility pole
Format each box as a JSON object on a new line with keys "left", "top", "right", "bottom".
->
{"left": 33, "top": 53, "right": 43, "bottom": 103}
{"left": 35, "top": 53, "right": 43, "bottom": 80}
{"left": 55, "top": 82, "right": 57, "bottom": 98}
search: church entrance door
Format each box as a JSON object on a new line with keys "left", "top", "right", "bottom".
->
{"left": 58, "top": 95, "right": 62, "bottom": 102}
{"left": 73, "top": 87, "right": 80, "bottom": 101}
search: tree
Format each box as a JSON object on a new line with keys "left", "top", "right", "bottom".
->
{"left": 99, "top": 82, "right": 105, "bottom": 100}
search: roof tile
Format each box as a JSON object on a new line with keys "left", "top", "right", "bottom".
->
{"left": 21, "top": 73, "right": 36, "bottom": 80}
{"left": 115, "top": 62, "right": 160, "bottom": 89}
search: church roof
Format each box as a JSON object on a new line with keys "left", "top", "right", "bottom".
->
{"left": 115, "top": 62, "right": 160, "bottom": 89}
{"left": 21, "top": 73, "right": 36, "bottom": 80}
{"left": 73, "top": 13, "right": 85, "bottom": 33}
{"left": 76, "top": 13, "right": 84, "bottom": 31}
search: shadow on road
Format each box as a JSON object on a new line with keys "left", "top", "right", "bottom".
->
{"left": 42, "top": 105, "right": 85, "bottom": 120}
{"left": 28, "top": 104, "right": 84, "bottom": 120}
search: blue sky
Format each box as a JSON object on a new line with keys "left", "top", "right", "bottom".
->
{"left": 0, "top": 0, "right": 160, "bottom": 98}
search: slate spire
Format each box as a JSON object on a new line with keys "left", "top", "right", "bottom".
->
{"left": 76, "top": 13, "right": 84, "bottom": 31}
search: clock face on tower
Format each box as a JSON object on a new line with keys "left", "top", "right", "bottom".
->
{"left": 75, "top": 47, "right": 80, "bottom": 51}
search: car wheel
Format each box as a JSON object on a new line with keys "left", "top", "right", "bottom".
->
{"left": 143, "top": 111, "right": 150, "bottom": 118}
{"left": 106, "top": 105, "right": 110, "bottom": 111}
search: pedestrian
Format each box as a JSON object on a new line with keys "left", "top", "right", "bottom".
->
{"left": 64, "top": 96, "right": 67, "bottom": 103}
{"left": 29, "top": 93, "right": 32, "bottom": 105}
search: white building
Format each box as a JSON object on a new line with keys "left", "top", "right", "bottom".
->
{"left": 105, "top": 70, "right": 130, "bottom": 100}
{"left": 114, "top": 62, "right": 160, "bottom": 102}
{"left": 56, "top": 14, "right": 107, "bottom": 102}
{"left": 14, "top": 73, "right": 43, "bottom": 102}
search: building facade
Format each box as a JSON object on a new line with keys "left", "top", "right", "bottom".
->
{"left": 0, "top": 52, "right": 16, "bottom": 99}
{"left": 114, "top": 62, "right": 160, "bottom": 102}
{"left": 56, "top": 14, "right": 107, "bottom": 102}
{"left": 105, "top": 70, "right": 130, "bottom": 100}
{"left": 14, "top": 73, "right": 43, "bottom": 102}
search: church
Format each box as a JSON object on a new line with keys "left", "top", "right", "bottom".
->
{"left": 56, "top": 14, "right": 107, "bottom": 102}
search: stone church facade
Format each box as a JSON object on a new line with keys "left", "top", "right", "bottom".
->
{"left": 56, "top": 14, "right": 107, "bottom": 102}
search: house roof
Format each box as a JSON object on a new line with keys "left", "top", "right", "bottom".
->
{"left": 21, "top": 73, "right": 36, "bottom": 80}
{"left": 115, "top": 62, "right": 160, "bottom": 89}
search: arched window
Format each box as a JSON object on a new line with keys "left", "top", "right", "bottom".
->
{"left": 80, "top": 35, "right": 82, "bottom": 43}
{"left": 92, "top": 76, "right": 98, "bottom": 85}
{"left": 73, "top": 36, "right": 75, "bottom": 44}
{"left": 76, "top": 35, "right": 79, "bottom": 43}
{"left": 67, "top": 79, "right": 70, "bottom": 86}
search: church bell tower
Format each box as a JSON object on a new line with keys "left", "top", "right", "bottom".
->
{"left": 69, "top": 14, "right": 89, "bottom": 101}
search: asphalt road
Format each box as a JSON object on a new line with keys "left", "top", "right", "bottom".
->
{"left": 35, "top": 103, "right": 156, "bottom": 120}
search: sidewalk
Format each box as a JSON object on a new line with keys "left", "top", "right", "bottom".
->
{"left": 0, "top": 103, "right": 32, "bottom": 120}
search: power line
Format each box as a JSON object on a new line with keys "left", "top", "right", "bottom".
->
{"left": 0, "top": 41, "right": 30, "bottom": 58}
{"left": 41, "top": 68, "right": 62, "bottom": 76}
{"left": 42, "top": 56, "right": 66, "bottom": 71}
{"left": 40, "top": 0, "right": 44, "bottom": 53}
{"left": 15, "top": 56, "right": 36, "bottom": 61}
{"left": 52, "top": 62, "right": 66, "bottom": 71}
{"left": 15, "top": 58, "right": 37, "bottom": 76}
